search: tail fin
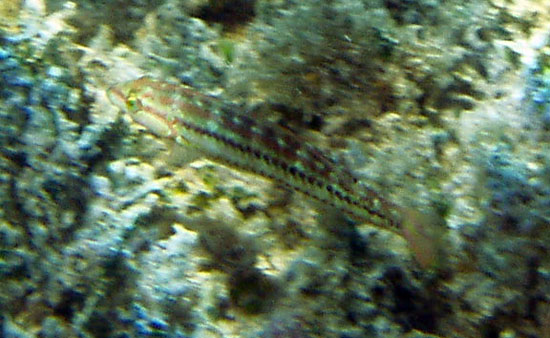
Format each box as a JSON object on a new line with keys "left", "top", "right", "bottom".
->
{"left": 399, "top": 207, "right": 447, "bottom": 269}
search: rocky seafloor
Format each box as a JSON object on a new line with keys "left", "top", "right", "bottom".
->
{"left": 1, "top": 0, "right": 550, "bottom": 337}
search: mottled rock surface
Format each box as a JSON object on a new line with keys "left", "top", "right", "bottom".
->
{"left": 1, "top": 0, "right": 549, "bottom": 338}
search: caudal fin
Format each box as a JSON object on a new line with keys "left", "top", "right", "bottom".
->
{"left": 399, "top": 207, "right": 447, "bottom": 269}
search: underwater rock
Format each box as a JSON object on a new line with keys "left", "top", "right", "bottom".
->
{"left": 1, "top": 0, "right": 550, "bottom": 338}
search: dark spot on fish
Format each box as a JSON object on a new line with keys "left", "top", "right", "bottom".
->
{"left": 308, "top": 114, "right": 325, "bottom": 131}
{"left": 289, "top": 166, "right": 298, "bottom": 176}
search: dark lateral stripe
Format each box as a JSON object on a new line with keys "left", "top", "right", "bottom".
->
{"left": 173, "top": 116, "right": 387, "bottom": 220}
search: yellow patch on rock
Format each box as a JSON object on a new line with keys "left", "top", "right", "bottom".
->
{"left": 0, "top": 0, "right": 22, "bottom": 29}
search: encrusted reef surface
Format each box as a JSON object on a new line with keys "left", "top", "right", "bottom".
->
{"left": 1, "top": 0, "right": 550, "bottom": 337}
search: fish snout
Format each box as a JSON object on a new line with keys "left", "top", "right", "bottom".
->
{"left": 106, "top": 86, "right": 127, "bottom": 111}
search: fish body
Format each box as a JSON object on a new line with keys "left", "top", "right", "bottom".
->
{"left": 107, "top": 77, "right": 405, "bottom": 234}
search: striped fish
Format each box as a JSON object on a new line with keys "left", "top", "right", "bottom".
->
{"left": 107, "top": 77, "right": 442, "bottom": 266}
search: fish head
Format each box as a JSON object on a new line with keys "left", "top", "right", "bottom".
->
{"left": 107, "top": 79, "right": 142, "bottom": 114}
{"left": 107, "top": 77, "right": 176, "bottom": 138}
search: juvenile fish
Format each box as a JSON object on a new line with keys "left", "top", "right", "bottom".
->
{"left": 107, "top": 77, "right": 430, "bottom": 244}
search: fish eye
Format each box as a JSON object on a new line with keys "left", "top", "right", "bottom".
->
{"left": 126, "top": 92, "right": 140, "bottom": 111}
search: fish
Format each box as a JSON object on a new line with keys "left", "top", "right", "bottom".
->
{"left": 107, "top": 76, "right": 443, "bottom": 266}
